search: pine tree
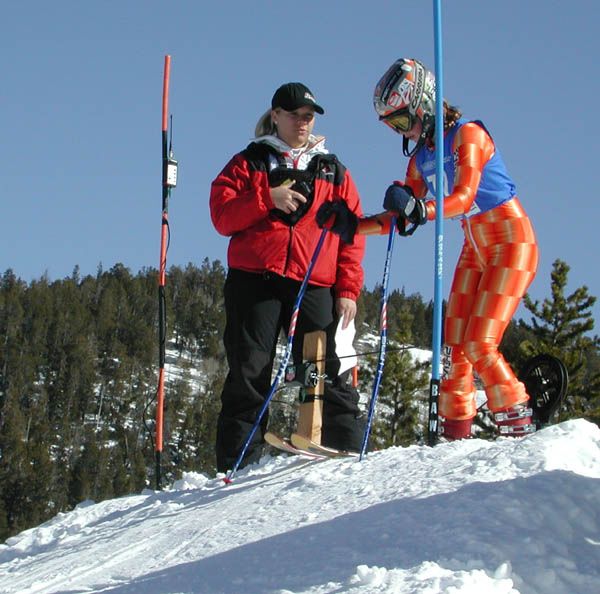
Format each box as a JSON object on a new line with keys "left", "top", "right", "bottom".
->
{"left": 24, "top": 424, "right": 54, "bottom": 527}
{"left": 0, "top": 270, "right": 26, "bottom": 402}
{"left": 0, "top": 389, "right": 34, "bottom": 537}
{"left": 365, "top": 346, "right": 430, "bottom": 448}
{"left": 68, "top": 426, "right": 100, "bottom": 506}
{"left": 173, "top": 365, "right": 224, "bottom": 477}
{"left": 112, "top": 441, "right": 131, "bottom": 497}
{"left": 0, "top": 499, "right": 8, "bottom": 541}
{"left": 363, "top": 303, "right": 430, "bottom": 448}
{"left": 130, "top": 443, "right": 149, "bottom": 492}
{"left": 521, "top": 259, "right": 600, "bottom": 421}
{"left": 169, "top": 260, "right": 226, "bottom": 359}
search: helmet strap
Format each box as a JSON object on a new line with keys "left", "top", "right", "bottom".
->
{"left": 402, "top": 113, "right": 435, "bottom": 157}
{"left": 402, "top": 136, "right": 416, "bottom": 157}
{"left": 422, "top": 113, "right": 435, "bottom": 139}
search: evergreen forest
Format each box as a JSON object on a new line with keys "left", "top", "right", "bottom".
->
{"left": 0, "top": 258, "right": 598, "bottom": 541}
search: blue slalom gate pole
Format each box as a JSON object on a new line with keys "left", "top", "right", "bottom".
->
{"left": 359, "top": 217, "right": 396, "bottom": 460}
{"left": 224, "top": 228, "right": 329, "bottom": 484}
{"left": 428, "top": 0, "right": 445, "bottom": 446}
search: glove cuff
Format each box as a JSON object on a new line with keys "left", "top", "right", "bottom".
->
{"left": 393, "top": 180, "right": 414, "bottom": 197}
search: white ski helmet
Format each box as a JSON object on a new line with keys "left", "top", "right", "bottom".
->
{"left": 373, "top": 58, "right": 436, "bottom": 155}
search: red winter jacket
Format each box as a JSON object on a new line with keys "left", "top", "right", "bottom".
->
{"left": 210, "top": 136, "right": 365, "bottom": 301}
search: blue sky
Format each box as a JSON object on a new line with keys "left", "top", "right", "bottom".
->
{"left": 3, "top": 0, "right": 599, "bottom": 329}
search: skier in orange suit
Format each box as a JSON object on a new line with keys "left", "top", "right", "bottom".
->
{"left": 317, "top": 58, "right": 539, "bottom": 439}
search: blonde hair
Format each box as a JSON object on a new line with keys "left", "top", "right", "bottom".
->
{"left": 255, "top": 108, "right": 277, "bottom": 137}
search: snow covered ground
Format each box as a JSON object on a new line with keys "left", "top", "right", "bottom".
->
{"left": 1, "top": 419, "right": 599, "bottom": 594}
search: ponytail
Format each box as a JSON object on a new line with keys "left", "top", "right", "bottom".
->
{"left": 254, "top": 109, "right": 277, "bottom": 137}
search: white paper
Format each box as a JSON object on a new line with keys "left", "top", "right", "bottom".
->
{"left": 334, "top": 317, "right": 358, "bottom": 375}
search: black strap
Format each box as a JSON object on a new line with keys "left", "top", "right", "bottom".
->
{"left": 396, "top": 216, "right": 419, "bottom": 237}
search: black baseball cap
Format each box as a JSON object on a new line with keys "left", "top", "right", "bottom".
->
{"left": 271, "top": 82, "right": 325, "bottom": 114}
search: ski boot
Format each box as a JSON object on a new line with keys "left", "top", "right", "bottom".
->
{"left": 439, "top": 417, "right": 473, "bottom": 441}
{"left": 494, "top": 404, "right": 535, "bottom": 436}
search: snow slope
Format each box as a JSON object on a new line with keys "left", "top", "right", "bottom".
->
{"left": 1, "top": 419, "right": 599, "bottom": 594}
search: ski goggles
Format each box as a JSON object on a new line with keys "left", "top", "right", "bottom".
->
{"left": 380, "top": 108, "right": 415, "bottom": 133}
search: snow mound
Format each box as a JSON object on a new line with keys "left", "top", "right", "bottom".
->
{"left": 1, "top": 419, "right": 599, "bottom": 594}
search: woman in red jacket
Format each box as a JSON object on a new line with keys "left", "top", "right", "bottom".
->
{"left": 210, "top": 82, "right": 366, "bottom": 472}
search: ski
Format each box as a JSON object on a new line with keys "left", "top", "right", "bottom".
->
{"left": 290, "top": 433, "right": 359, "bottom": 459}
{"left": 265, "top": 432, "right": 326, "bottom": 459}
{"left": 296, "top": 330, "right": 326, "bottom": 443}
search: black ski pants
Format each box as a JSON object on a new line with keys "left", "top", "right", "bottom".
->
{"left": 216, "top": 268, "right": 364, "bottom": 473}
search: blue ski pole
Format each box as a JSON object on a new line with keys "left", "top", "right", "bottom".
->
{"left": 359, "top": 217, "right": 396, "bottom": 460}
{"left": 428, "top": 0, "right": 445, "bottom": 446}
{"left": 224, "top": 227, "right": 329, "bottom": 484}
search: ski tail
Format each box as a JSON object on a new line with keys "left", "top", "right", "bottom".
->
{"left": 265, "top": 432, "right": 326, "bottom": 459}
{"left": 290, "top": 433, "right": 358, "bottom": 458}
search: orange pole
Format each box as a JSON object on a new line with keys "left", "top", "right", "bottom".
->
{"left": 162, "top": 55, "right": 170, "bottom": 134}
{"left": 156, "top": 54, "right": 172, "bottom": 489}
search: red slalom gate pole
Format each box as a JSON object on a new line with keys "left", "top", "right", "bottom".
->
{"left": 156, "top": 55, "right": 177, "bottom": 489}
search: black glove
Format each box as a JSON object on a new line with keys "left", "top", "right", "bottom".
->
{"left": 316, "top": 200, "right": 358, "bottom": 244}
{"left": 383, "top": 182, "right": 414, "bottom": 212}
{"left": 383, "top": 182, "right": 427, "bottom": 229}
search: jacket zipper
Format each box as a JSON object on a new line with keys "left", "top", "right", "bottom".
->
{"left": 282, "top": 153, "right": 301, "bottom": 277}
{"left": 283, "top": 226, "right": 294, "bottom": 276}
